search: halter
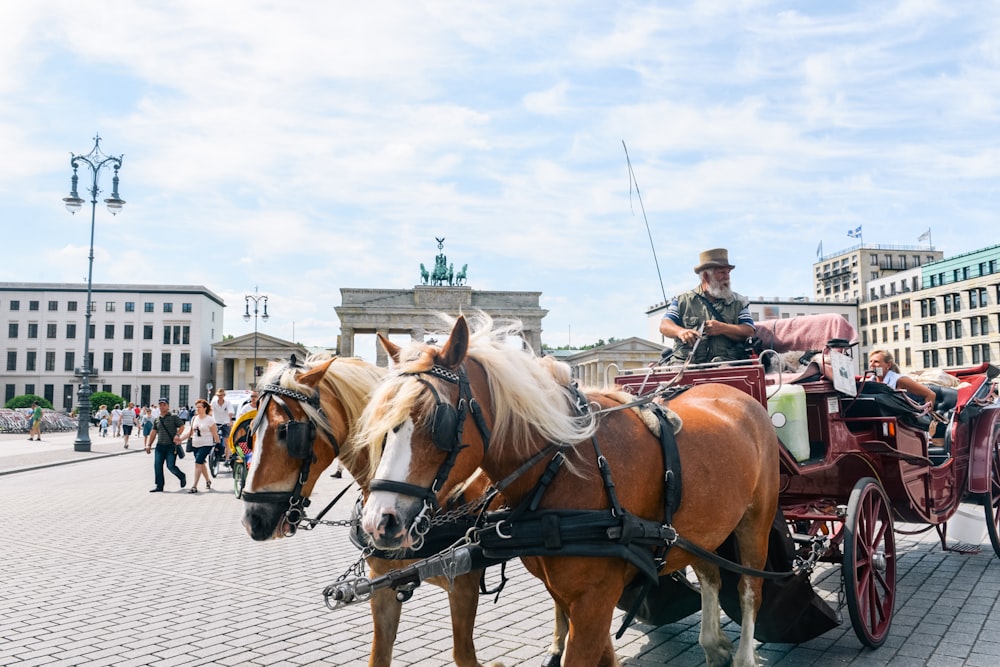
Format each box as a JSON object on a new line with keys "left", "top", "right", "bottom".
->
{"left": 368, "top": 364, "right": 492, "bottom": 510}
{"left": 240, "top": 371, "right": 342, "bottom": 535}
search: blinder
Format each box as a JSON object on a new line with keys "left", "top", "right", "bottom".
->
{"left": 282, "top": 419, "right": 316, "bottom": 460}
{"left": 422, "top": 377, "right": 464, "bottom": 453}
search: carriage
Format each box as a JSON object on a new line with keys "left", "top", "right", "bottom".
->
{"left": 612, "top": 339, "right": 1000, "bottom": 647}
{"left": 245, "top": 315, "right": 1000, "bottom": 666}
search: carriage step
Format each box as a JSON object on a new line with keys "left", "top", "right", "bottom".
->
{"left": 947, "top": 543, "right": 982, "bottom": 555}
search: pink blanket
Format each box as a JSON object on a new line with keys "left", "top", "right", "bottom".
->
{"left": 755, "top": 313, "right": 858, "bottom": 353}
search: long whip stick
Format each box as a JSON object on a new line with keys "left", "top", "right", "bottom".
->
{"left": 623, "top": 140, "right": 668, "bottom": 306}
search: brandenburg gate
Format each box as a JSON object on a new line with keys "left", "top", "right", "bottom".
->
{"left": 334, "top": 239, "right": 547, "bottom": 366}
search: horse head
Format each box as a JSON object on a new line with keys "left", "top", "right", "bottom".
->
{"left": 357, "top": 316, "right": 494, "bottom": 550}
{"left": 241, "top": 354, "right": 384, "bottom": 541}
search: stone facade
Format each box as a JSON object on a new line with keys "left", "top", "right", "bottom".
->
{"left": 211, "top": 333, "right": 309, "bottom": 390}
{"left": 335, "top": 286, "right": 547, "bottom": 366}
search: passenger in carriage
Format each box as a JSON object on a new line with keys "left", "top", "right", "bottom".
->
{"left": 867, "top": 349, "right": 935, "bottom": 412}
{"left": 659, "top": 248, "right": 756, "bottom": 364}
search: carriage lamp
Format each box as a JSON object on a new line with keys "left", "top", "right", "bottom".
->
{"left": 244, "top": 291, "right": 270, "bottom": 388}
{"left": 62, "top": 134, "right": 125, "bottom": 453}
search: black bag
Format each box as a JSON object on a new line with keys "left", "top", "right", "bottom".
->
{"left": 185, "top": 442, "right": 194, "bottom": 453}
{"left": 175, "top": 444, "right": 185, "bottom": 459}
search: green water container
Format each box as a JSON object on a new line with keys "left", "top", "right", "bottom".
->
{"left": 767, "top": 384, "right": 810, "bottom": 462}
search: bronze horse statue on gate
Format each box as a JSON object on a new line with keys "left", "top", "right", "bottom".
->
{"left": 355, "top": 315, "right": 779, "bottom": 667}
{"left": 240, "top": 354, "right": 504, "bottom": 667}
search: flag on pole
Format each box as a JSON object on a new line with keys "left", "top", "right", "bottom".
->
{"left": 816, "top": 240, "right": 823, "bottom": 258}
{"left": 918, "top": 228, "right": 930, "bottom": 242}
{"left": 847, "top": 225, "right": 862, "bottom": 239}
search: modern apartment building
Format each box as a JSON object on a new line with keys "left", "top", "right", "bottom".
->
{"left": 814, "top": 244, "right": 943, "bottom": 304}
{"left": 0, "top": 283, "right": 225, "bottom": 410}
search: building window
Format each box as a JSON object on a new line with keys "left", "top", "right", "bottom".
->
{"left": 124, "top": 324, "right": 134, "bottom": 340}
{"left": 8, "top": 323, "right": 17, "bottom": 338}
{"left": 4, "top": 384, "right": 14, "bottom": 403}
{"left": 182, "top": 303, "right": 192, "bottom": 313}
{"left": 48, "top": 301, "right": 58, "bottom": 311}
{"left": 25, "top": 384, "right": 34, "bottom": 395}
{"left": 6, "top": 351, "right": 16, "bottom": 371}
{"left": 46, "top": 323, "right": 57, "bottom": 339}
{"left": 173, "top": 326, "right": 181, "bottom": 345}
{"left": 182, "top": 326, "right": 190, "bottom": 345}
{"left": 105, "top": 324, "right": 115, "bottom": 339}
{"left": 125, "top": 301, "right": 135, "bottom": 312}
{"left": 160, "top": 385, "right": 171, "bottom": 404}
{"left": 163, "top": 326, "right": 171, "bottom": 345}
{"left": 67, "top": 301, "right": 77, "bottom": 311}
{"left": 88, "top": 324, "right": 95, "bottom": 339}
{"left": 29, "top": 300, "right": 39, "bottom": 311}
{"left": 66, "top": 323, "right": 76, "bottom": 339}
{"left": 121, "top": 384, "right": 131, "bottom": 402}
{"left": 27, "top": 323, "right": 38, "bottom": 339}
{"left": 65, "top": 351, "right": 75, "bottom": 372}
{"left": 161, "top": 352, "right": 171, "bottom": 372}
{"left": 141, "top": 353, "right": 152, "bottom": 372}
{"left": 143, "top": 325, "right": 153, "bottom": 340}
{"left": 144, "top": 302, "right": 154, "bottom": 313}
{"left": 103, "top": 352, "right": 113, "bottom": 372}
{"left": 123, "top": 352, "right": 133, "bottom": 372}
{"left": 904, "top": 323, "right": 911, "bottom": 340}
{"left": 163, "top": 303, "right": 173, "bottom": 313}
{"left": 45, "top": 351, "right": 55, "bottom": 372}
{"left": 902, "top": 299, "right": 911, "bottom": 318}
{"left": 179, "top": 385, "right": 190, "bottom": 406}
{"left": 26, "top": 351, "right": 36, "bottom": 371}
{"left": 105, "top": 302, "right": 115, "bottom": 312}
{"left": 180, "top": 353, "right": 190, "bottom": 372}
{"left": 9, "top": 300, "right": 19, "bottom": 311}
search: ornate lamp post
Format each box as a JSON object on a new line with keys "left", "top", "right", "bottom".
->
{"left": 243, "top": 291, "right": 269, "bottom": 388}
{"left": 63, "top": 134, "right": 125, "bottom": 452}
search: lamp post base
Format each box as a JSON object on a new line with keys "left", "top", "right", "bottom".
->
{"left": 74, "top": 438, "right": 92, "bottom": 453}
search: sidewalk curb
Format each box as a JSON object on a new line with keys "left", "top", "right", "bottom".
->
{"left": 0, "top": 447, "right": 143, "bottom": 477}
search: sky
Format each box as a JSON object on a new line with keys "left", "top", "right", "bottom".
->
{"left": 2, "top": 1, "right": 999, "bottom": 363}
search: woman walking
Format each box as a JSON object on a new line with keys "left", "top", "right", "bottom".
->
{"left": 175, "top": 399, "right": 218, "bottom": 493}
{"left": 121, "top": 402, "right": 137, "bottom": 449}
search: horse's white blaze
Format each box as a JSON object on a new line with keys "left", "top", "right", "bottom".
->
{"left": 244, "top": 412, "right": 267, "bottom": 488}
{"left": 363, "top": 418, "right": 415, "bottom": 531}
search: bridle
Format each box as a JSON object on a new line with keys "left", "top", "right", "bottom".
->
{"left": 240, "top": 368, "right": 342, "bottom": 535}
{"left": 368, "top": 364, "right": 492, "bottom": 510}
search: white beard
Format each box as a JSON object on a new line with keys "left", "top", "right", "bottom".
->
{"left": 704, "top": 276, "right": 733, "bottom": 301}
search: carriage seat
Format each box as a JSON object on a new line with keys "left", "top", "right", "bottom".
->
{"left": 842, "top": 382, "right": 931, "bottom": 432}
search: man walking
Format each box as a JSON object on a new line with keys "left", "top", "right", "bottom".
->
{"left": 144, "top": 397, "right": 187, "bottom": 493}
{"left": 28, "top": 401, "right": 43, "bottom": 441}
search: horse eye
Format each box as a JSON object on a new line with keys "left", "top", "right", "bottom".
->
{"left": 392, "top": 424, "right": 402, "bottom": 434}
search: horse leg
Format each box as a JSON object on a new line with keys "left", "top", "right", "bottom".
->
{"left": 368, "top": 587, "right": 402, "bottom": 667}
{"left": 540, "top": 603, "right": 568, "bottom": 667}
{"left": 444, "top": 572, "right": 506, "bottom": 667}
{"left": 733, "top": 572, "right": 762, "bottom": 667}
{"left": 692, "top": 563, "right": 734, "bottom": 667}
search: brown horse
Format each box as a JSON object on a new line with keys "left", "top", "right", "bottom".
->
{"left": 240, "top": 354, "right": 503, "bottom": 667}
{"left": 356, "top": 315, "right": 779, "bottom": 667}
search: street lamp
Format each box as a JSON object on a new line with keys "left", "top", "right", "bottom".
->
{"left": 63, "top": 134, "right": 125, "bottom": 452}
{"left": 243, "top": 291, "right": 269, "bottom": 389}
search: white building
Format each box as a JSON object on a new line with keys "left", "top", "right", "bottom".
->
{"left": 1, "top": 282, "right": 224, "bottom": 410}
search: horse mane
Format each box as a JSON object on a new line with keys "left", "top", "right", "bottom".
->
{"left": 353, "top": 312, "right": 597, "bottom": 481}
{"left": 259, "top": 354, "right": 386, "bottom": 482}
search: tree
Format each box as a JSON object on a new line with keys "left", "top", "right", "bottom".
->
{"left": 5, "top": 394, "right": 53, "bottom": 410}
{"left": 88, "top": 391, "right": 126, "bottom": 412}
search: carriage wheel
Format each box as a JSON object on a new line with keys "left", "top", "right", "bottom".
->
{"left": 983, "top": 428, "right": 1000, "bottom": 559}
{"left": 843, "top": 477, "right": 896, "bottom": 648}
{"left": 233, "top": 461, "right": 247, "bottom": 499}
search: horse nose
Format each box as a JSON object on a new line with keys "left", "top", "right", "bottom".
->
{"left": 376, "top": 511, "right": 400, "bottom": 540}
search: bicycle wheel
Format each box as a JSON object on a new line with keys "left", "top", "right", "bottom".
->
{"left": 208, "top": 447, "right": 220, "bottom": 477}
{"left": 233, "top": 461, "right": 247, "bottom": 499}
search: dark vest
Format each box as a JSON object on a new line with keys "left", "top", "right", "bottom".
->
{"left": 671, "top": 288, "right": 751, "bottom": 363}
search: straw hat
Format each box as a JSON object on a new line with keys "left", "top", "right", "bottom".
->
{"left": 694, "top": 248, "right": 735, "bottom": 274}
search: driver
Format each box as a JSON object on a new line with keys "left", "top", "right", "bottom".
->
{"left": 659, "top": 248, "right": 756, "bottom": 364}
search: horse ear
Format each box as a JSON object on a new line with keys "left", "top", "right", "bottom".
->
{"left": 438, "top": 316, "right": 469, "bottom": 369}
{"left": 297, "top": 358, "right": 334, "bottom": 387}
{"left": 378, "top": 333, "right": 401, "bottom": 363}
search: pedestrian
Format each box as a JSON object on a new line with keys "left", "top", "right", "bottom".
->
{"left": 28, "top": 401, "right": 43, "bottom": 441}
{"left": 121, "top": 401, "right": 136, "bottom": 449}
{"left": 140, "top": 406, "right": 154, "bottom": 440}
{"left": 144, "top": 397, "right": 187, "bottom": 493}
{"left": 111, "top": 404, "right": 123, "bottom": 437}
{"left": 99, "top": 415, "right": 109, "bottom": 437}
{"left": 93, "top": 404, "right": 109, "bottom": 432}
{"left": 236, "top": 390, "right": 259, "bottom": 419}
{"left": 659, "top": 248, "right": 756, "bottom": 364}
{"left": 179, "top": 405, "right": 191, "bottom": 423}
{"left": 176, "top": 399, "right": 218, "bottom": 493}
{"left": 211, "top": 389, "right": 234, "bottom": 444}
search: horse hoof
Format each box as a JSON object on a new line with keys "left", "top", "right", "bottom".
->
{"left": 540, "top": 653, "right": 561, "bottom": 667}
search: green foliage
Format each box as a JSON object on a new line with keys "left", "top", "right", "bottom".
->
{"left": 88, "top": 391, "right": 126, "bottom": 411}
{"left": 542, "top": 337, "right": 622, "bottom": 352}
{"left": 5, "top": 394, "right": 53, "bottom": 410}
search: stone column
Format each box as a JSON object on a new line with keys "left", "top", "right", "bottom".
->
{"left": 237, "top": 358, "right": 246, "bottom": 389}
{"left": 411, "top": 326, "right": 425, "bottom": 342}
{"left": 339, "top": 327, "right": 354, "bottom": 358}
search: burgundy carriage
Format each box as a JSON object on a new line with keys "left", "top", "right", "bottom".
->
{"left": 614, "top": 344, "right": 1000, "bottom": 647}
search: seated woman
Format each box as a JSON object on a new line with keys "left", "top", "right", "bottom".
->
{"left": 867, "top": 349, "right": 935, "bottom": 413}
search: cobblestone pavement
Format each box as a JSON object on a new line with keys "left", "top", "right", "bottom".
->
{"left": 3, "top": 431, "right": 1000, "bottom": 665}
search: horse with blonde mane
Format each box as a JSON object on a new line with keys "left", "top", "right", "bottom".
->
{"left": 357, "top": 315, "right": 779, "bottom": 667}
{"left": 240, "top": 354, "right": 503, "bottom": 667}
